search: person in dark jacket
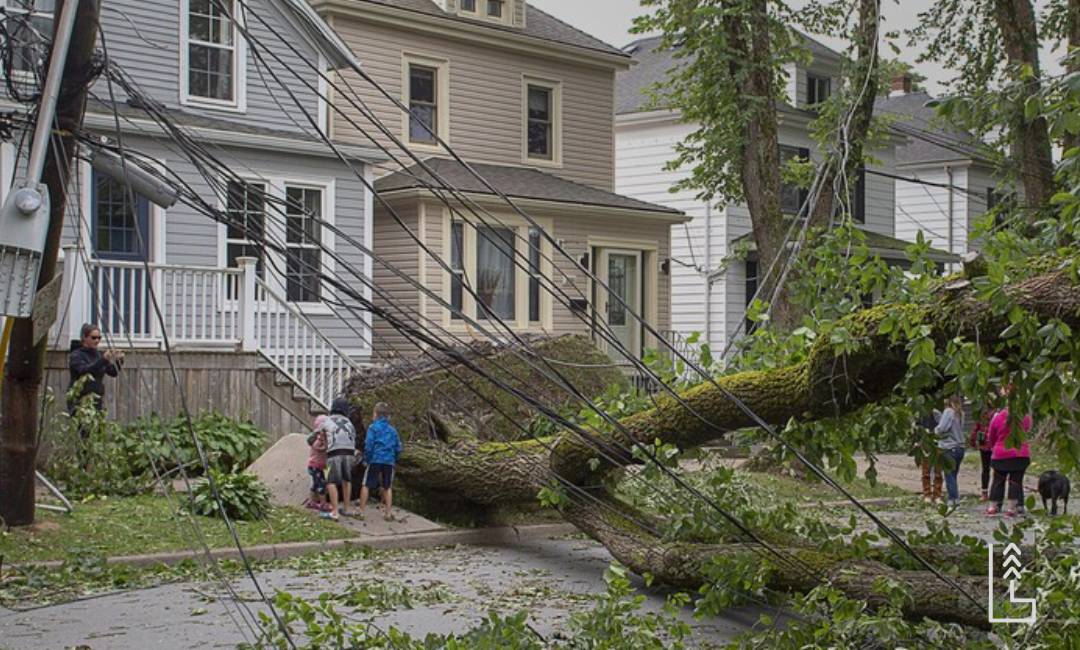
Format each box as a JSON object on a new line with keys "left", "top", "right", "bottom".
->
{"left": 68, "top": 323, "right": 122, "bottom": 420}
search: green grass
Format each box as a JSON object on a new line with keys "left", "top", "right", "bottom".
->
{"left": 738, "top": 470, "right": 909, "bottom": 502}
{"left": 0, "top": 494, "right": 355, "bottom": 564}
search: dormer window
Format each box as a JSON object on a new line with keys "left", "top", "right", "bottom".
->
{"left": 460, "top": 0, "right": 476, "bottom": 11}
{"left": 487, "top": 0, "right": 504, "bottom": 18}
{"left": 806, "top": 73, "right": 831, "bottom": 107}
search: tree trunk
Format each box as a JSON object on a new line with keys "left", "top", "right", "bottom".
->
{"left": 993, "top": 0, "right": 1056, "bottom": 219}
{"left": 1065, "top": 0, "right": 1080, "bottom": 153}
{"left": 1, "top": 0, "right": 100, "bottom": 527}
{"left": 807, "top": 0, "right": 880, "bottom": 229}
{"left": 366, "top": 268, "right": 1080, "bottom": 625}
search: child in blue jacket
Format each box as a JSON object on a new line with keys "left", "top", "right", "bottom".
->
{"left": 359, "top": 402, "right": 402, "bottom": 521}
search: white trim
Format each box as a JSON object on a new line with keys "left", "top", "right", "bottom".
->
{"left": 401, "top": 52, "right": 451, "bottom": 153}
{"left": 362, "top": 165, "right": 375, "bottom": 345}
{"left": 81, "top": 156, "right": 165, "bottom": 264}
{"left": 521, "top": 75, "right": 563, "bottom": 168}
{"left": 0, "top": 141, "right": 14, "bottom": 204}
{"left": 179, "top": 0, "right": 248, "bottom": 113}
{"left": 317, "top": 52, "right": 329, "bottom": 136}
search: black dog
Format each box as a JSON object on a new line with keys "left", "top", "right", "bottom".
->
{"left": 1038, "top": 471, "right": 1071, "bottom": 515}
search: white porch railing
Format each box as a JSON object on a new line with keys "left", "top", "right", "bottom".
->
{"left": 56, "top": 247, "right": 358, "bottom": 410}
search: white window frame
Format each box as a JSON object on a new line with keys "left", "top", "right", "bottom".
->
{"left": 216, "top": 174, "right": 336, "bottom": 313}
{"left": 2, "top": 0, "right": 54, "bottom": 83}
{"left": 522, "top": 76, "right": 562, "bottom": 167}
{"left": 401, "top": 52, "right": 450, "bottom": 153}
{"left": 180, "top": 0, "right": 248, "bottom": 112}
{"left": 458, "top": 0, "right": 479, "bottom": 14}
{"left": 442, "top": 211, "right": 553, "bottom": 331}
{"left": 283, "top": 182, "right": 330, "bottom": 305}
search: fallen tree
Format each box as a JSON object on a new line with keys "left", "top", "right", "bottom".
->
{"left": 369, "top": 267, "right": 1080, "bottom": 628}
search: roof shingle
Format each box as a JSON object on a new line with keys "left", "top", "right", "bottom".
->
{"left": 351, "top": 0, "right": 627, "bottom": 57}
{"left": 874, "top": 91, "right": 988, "bottom": 165}
{"left": 375, "top": 158, "right": 685, "bottom": 216}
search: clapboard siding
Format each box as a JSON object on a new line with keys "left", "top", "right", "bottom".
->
{"left": 50, "top": 132, "right": 370, "bottom": 354}
{"left": 85, "top": 0, "right": 323, "bottom": 134}
{"left": 894, "top": 165, "right": 967, "bottom": 257}
{"left": 615, "top": 111, "right": 900, "bottom": 355}
{"left": 372, "top": 201, "right": 421, "bottom": 354}
{"left": 328, "top": 16, "right": 616, "bottom": 191}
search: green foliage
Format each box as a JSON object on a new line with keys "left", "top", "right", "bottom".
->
{"left": 188, "top": 470, "right": 270, "bottom": 521}
{"left": 44, "top": 392, "right": 267, "bottom": 498}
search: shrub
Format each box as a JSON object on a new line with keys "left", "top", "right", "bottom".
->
{"left": 44, "top": 389, "right": 268, "bottom": 498}
{"left": 188, "top": 470, "right": 270, "bottom": 521}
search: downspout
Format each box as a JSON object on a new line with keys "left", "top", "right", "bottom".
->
{"left": 703, "top": 203, "right": 712, "bottom": 347}
{"left": 945, "top": 164, "right": 955, "bottom": 269}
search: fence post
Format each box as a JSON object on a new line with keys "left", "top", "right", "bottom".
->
{"left": 237, "top": 257, "right": 257, "bottom": 352}
{"left": 61, "top": 244, "right": 86, "bottom": 345}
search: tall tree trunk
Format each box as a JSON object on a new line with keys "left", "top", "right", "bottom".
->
{"left": 1, "top": 0, "right": 100, "bottom": 527}
{"left": 807, "top": 0, "right": 880, "bottom": 229}
{"left": 374, "top": 268, "right": 1080, "bottom": 625}
{"left": 1064, "top": 0, "right": 1080, "bottom": 153}
{"left": 993, "top": 0, "right": 1056, "bottom": 218}
{"left": 726, "top": 0, "right": 790, "bottom": 327}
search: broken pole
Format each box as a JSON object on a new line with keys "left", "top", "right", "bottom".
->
{"left": 1, "top": 0, "right": 101, "bottom": 527}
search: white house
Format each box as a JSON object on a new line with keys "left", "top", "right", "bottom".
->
{"left": 615, "top": 34, "right": 936, "bottom": 354}
{"left": 876, "top": 78, "right": 1006, "bottom": 259}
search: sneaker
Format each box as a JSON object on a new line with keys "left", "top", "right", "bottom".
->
{"left": 324, "top": 511, "right": 340, "bottom": 522}
{"left": 303, "top": 499, "right": 322, "bottom": 511}
{"left": 1004, "top": 509, "right": 1017, "bottom": 518}
{"left": 923, "top": 496, "right": 934, "bottom": 505}
{"left": 319, "top": 502, "right": 333, "bottom": 513}
{"left": 947, "top": 499, "right": 959, "bottom": 509}
{"left": 985, "top": 505, "right": 1000, "bottom": 517}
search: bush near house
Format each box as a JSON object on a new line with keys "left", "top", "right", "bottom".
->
{"left": 45, "top": 399, "right": 268, "bottom": 498}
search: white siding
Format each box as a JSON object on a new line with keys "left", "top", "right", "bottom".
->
{"left": 616, "top": 113, "right": 899, "bottom": 354}
{"left": 615, "top": 119, "right": 726, "bottom": 350}
{"left": 894, "top": 165, "right": 968, "bottom": 258}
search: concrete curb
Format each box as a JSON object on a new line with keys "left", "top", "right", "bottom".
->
{"left": 11, "top": 523, "right": 580, "bottom": 571}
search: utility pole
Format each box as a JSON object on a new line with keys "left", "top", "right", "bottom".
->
{"left": 0, "top": 0, "right": 100, "bottom": 527}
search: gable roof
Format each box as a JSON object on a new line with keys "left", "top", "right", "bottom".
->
{"left": 617, "top": 32, "right": 845, "bottom": 115}
{"left": 273, "top": 0, "right": 358, "bottom": 70}
{"left": 375, "top": 158, "right": 685, "bottom": 217}
{"left": 339, "top": 0, "right": 627, "bottom": 57}
{"left": 874, "top": 91, "right": 989, "bottom": 166}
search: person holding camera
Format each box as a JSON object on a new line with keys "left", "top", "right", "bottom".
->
{"left": 68, "top": 323, "right": 123, "bottom": 420}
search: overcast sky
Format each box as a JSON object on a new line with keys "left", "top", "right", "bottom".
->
{"left": 527, "top": 0, "right": 1066, "bottom": 95}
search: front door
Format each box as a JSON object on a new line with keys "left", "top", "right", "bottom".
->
{"left": 600, "top": 249, "right": 642, "bottom": 359}
{"left": 90, "top": 170, "right": 152, "bottom": 337}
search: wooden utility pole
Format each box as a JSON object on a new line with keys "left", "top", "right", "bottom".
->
{"left": 0, "top": 0, "right": 100, "bottom": 527}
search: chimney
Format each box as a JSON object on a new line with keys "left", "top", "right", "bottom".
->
{"left": 890, "top": 73, "right": 913, "bottom": 97}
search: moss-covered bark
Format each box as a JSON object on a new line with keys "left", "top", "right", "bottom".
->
{"left": 349, "top": 269, "right": 1080, "bottom": 626}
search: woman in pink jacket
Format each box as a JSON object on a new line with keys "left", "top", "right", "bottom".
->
{"left": 985, "top": 405, "right": 1033, "bottom": 517}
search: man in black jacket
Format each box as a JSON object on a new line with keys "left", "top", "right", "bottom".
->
{"left": 68, "top": 323, "right": 122, "bottom": 418}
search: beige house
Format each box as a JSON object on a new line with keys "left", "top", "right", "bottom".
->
{"left": 312, "top": 0, "right": 688, "bottom": 359}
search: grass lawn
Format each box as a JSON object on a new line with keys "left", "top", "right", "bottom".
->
{"left": 0, "top": 494, "right": 355, "bottom": 565}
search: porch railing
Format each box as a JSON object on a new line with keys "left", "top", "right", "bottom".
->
{"left": 56, "top": 247, "right": 359, "bottom": 410}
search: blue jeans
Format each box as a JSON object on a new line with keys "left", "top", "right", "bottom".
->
{"left": 943, "top": 447, "right": 965, "bottom": 501}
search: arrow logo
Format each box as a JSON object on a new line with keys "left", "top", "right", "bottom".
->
{"left": 988, "top": 542, "right": 1037, "bottom": 625}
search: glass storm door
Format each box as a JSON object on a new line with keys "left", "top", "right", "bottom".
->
{"left": 91, "top": 170, "right": 152, "bottom": 337}
{"left": 602, "top": 249, "right": 641, "bottom": 359}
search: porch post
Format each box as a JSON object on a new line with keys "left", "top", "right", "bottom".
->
{"left": 237, "top": 256, "right": 257, "bottom": 352}
{"left": 61, "top": 244, "right": 86, "bottom": 346}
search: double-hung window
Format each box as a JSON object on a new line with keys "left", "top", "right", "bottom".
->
{"left": 487, "top": 0, "right": 504, "bottom": 18}
{"left": 806, "top": 73, "right": 831, "bottom": 107}
{"left": 524, "top": 79, "right": 560, "bottom": 164}
{"left": 225, "top": 180, "right": 266, "bottom": 276}
{"left": 5, "top": 0, "right": 54, "bottom": 78}
{"left": 448, "top": 219, "right": 549, "bottom": 328}
{"left": 408, "top": 65, "right": 438, "bottom": 144}
{"left": 778, "top": 145, "right": 811, "bottom": 216}
{"left": 185, "top": 0, "right": 241, "bottom": 106}
{"left": 284, "top": 186, "right": 324, "bottom": 303}
{"left": 460, "top": 0, "right": 477, "bottom": 11}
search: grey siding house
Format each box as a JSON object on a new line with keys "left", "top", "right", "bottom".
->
{"left": 0, "top": 0, "right": 382, "bottom": 428}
